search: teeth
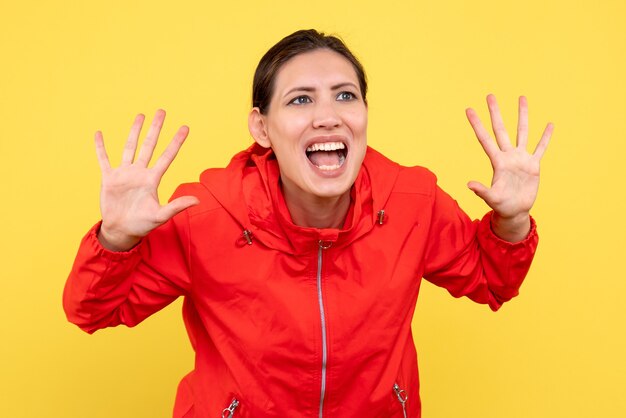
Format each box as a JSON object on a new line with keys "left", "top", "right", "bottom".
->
{"left": 317, "top": 164, "right": 341, "bottom": 171}
{"left": 314, "top": 152, "right": 346, "bottom": 171}
{"left": 306, "top": 142, "right": 346, "bottom": 152}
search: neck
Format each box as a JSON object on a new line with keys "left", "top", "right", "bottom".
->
{"left": 281, "top": 183, "right": 351, "bottom": 229}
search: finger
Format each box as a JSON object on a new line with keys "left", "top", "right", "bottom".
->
{"left": 486, "top": 94, "right": 513, "bottom": 151}
{"left": 121, "top": 113, "right": 145, "bottom": 165}
{"left": 467, "top": 180, "right": 492, "bottom": 202}
{"left": 135, "top": 109, "right": 166, "bottom": 166}
{"left": 153, "top": 125, "right": 190, "bottom": 177}
{"left": 155, "top": 196, "right": 200, "bottom": 224}
{"left": 467, "top": 181, "right": 493, "bottom": 208}
{"left": 94, "top": 131, "right": 111, "bottom": 171}
{"left": 516, "top": 96, "right": 529, "bottom": 149}
{"left": 533, "top": 122, "right": 554, "bottom": 160}
{"left": 466, "top": 107, "right": 499, "bottom": 160}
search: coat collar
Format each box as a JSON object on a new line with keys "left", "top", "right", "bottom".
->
{"left": 200, "top": 144, "right": 401, "bottom": 255}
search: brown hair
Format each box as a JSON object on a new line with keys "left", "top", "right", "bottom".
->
{"left": 252, "top": 29, "right": 368, "bottom": 114}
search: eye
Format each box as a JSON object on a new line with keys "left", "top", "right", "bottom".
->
{"left": 289, "top": 95, "right": 312, "bottom": 105}
{"left": 337, "top": 91, "right": 357, "bottom": 101}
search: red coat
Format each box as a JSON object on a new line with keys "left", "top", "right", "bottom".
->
{"left": 64, "top": 144, "right": 538, "bottom": 417}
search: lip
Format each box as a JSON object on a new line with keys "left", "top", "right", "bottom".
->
{"left": 303, "top": 134, "right": 350, "bottom": 177}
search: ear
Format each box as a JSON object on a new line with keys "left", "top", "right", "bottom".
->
{"left": 248, "top": 107, "right": 271, "bottom": 148}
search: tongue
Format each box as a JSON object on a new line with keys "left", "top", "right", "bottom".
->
{"left": 308, "top": 150, "right": 342, "bottom": 167}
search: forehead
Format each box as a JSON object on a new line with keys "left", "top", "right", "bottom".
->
{"left": 273, "top": 49, "right": 359, "bottom": 92}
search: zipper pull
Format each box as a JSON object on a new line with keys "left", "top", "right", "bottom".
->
{"left": 221, "top": 398, "right": 239, "bottom": 418}
{"left": 242, "top": 230, "right": 253, "bottom": 245}
{"left": 318, "top": 240, "right": 333, "bottom": 250}
{"left": 393, "top": 383, "right": 408, "bottom": 418}
{"left": 377, "top": 209, "right": 386, "bottom": 225}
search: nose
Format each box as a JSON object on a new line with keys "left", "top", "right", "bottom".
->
{"left": 312, "top": 100, "right": 341, "bottom": 129}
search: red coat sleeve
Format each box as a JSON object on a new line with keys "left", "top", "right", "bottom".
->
{"left": 422, "top": 185, "right": 538, "bottom": 311}
{"left": 63, "top": 193, "right": 192, "bottom": 334}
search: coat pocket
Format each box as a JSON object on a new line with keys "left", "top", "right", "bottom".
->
{"left": 392, "top": 382, "right": 408, "bottom": 418}
{"left": 181, "top": 404, "right": 194, "bottom": 418}
{"left": 173, "top": 372, "right": 195, "bottom": 418}
{"left": 221, "top": 398, "right": 240, "bottom": 418}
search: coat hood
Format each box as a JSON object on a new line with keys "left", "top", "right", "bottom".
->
{"left": 199, "top": 143, "right": 401, "bottom": 255}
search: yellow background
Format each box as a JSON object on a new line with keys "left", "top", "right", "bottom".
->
{"left": 1, "top": 0, "right": 624, "bottom": 417}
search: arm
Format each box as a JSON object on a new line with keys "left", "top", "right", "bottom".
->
{"left": 423, "top": 185, "right": 538, "bottom": 311}
{"left": 63, "top": 110, "right": 198, "bottom": 333}
{"left": 63, "top": 208, "right": 192, "bottom": 333}
{"left": 423, "top": 95, "right": 552, "bottom": 310}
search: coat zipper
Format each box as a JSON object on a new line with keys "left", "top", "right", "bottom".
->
{"left": 317, "top": 240, "right": 331, "bottom": 418}
{"left": 393, "top": 383, "right": 408, "bottom": 418}
{"left": 221, "top": 398, "right": 239, "bottom": 418}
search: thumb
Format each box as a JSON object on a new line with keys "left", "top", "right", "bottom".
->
{"left": 156, "top": 196, "right": 200, "bottom": 223}
{"left": 467, "top": 181, "right": 491, "bottom": 202}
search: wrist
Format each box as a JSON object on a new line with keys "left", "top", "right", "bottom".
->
{"left": 490, "top": 211, "right": 531, "bottom": 243}
{"left": 97, "top": 225, "right": 141, "bottom": 252}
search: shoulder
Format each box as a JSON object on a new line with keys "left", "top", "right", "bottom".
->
{"left": 169, "top": 174, "right": 223, "bottom": 217}
{"left": 396, "top": 166, "right": 437, "bottom": 197}
{"left": 364, "top": 146, "right": 437, "bottom": 197}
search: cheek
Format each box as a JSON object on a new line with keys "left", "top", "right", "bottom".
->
{"left": 345, "top": 109, "right": 368, "bottom": 135}
{"left": 269, "top": 114, "right": 309, "bottom": 146}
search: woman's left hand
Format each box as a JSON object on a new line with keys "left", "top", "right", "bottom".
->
{"left": 465, "top": 94, "right": 553, "bottom": 242}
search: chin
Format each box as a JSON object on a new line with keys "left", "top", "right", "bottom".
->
{"left": 307, "top": 176, "right": 355, "bottom": 199}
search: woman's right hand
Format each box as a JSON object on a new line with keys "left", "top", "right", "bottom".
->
{"left": 94, "top": 109, "right": 199, "bottom": 251}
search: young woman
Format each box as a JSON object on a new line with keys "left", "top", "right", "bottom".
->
{"left": 64, "top": 29, "right": 553, "bottom": 417}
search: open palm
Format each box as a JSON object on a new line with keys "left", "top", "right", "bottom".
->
{"left": 465, "top": 95, "right": 553, "bottom": 219}
{"left": 95, "top": 110, "right": 198, "bottom": 251}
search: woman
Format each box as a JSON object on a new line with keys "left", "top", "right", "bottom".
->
{"left": 64, "top": 29, "right": 553, "bottom": 417}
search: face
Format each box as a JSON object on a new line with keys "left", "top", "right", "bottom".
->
{"left": 250, "top": 48, "right": 368, "bottom": 202}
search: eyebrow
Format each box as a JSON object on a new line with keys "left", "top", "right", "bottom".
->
{"left": 283, "top": 82, "right": 359, "bottom": 98}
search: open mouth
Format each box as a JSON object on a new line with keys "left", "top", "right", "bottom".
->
{"left": 305, "top": 141, "right": 347, "bottom": 171}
